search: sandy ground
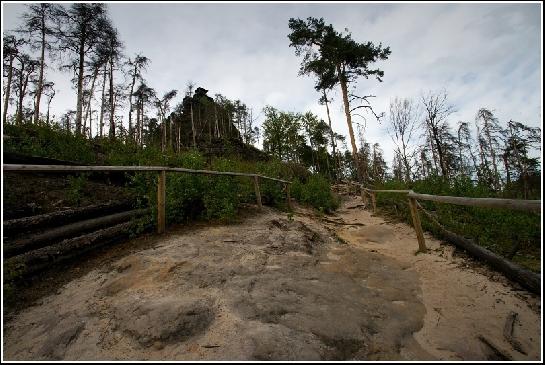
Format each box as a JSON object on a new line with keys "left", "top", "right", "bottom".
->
{"left": 2, "top": 195, "right": 541, "bottom": 361}
{"left": 335, "top": 196, "right": 541, "bottom": 361}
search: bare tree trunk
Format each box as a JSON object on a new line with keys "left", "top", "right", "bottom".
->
{"left": 484, "top": 121, "right": 500, "bottom": 190}
{"left": 75, "top": 38, "right": 85, "bottom": 134}
{"left": 33, "top": 24, "right": 46, "bottom": 124}
{"left": 83, "top": 65, "right": 99, "bottom": 130}
{"left": 503, "top": 154, "right": 511, "bottom": 186}
{"left": 99, "top": 64, "right": 107, "bottom": 137}
{"left": 140, "top": 99, "right": 144, "bottom": 148}
{"left": 136, "top": 98, "right": 141, "bottom": 145}
{"left": 108, "top": 58, "right": 115, "bottom": 139}
{"left": 17, "top": 70, "right": 31, "bottom": 125}
{"left": 190, "top": 102, "right": 196, "bottom": 147}
{"left": 323, "top": 90, "right": 338, "bottom": 180}
{"left": 46, "top": 98, "right": 51, "bottom": 125}
{"left": 127, "top": 65, "right": 136, "bottom": 142}
{"left": 509, "top": 124, "right": 528, "bottom": 199}
{"left": 337, "top": 63, "right": 362, "bottom": 182}
{"left": 3, "top": 55, "right": 14, "bottom": 124}
{"left": 89, "top": 108, "right": 93, "bottom": 138}
{"left": 431, "top": 128, "right": 448, "bottom": 178}
{"left": 426, "top": 127, "right": 439, "bottom": 173}
{"left": 169, "top": 116, "right": 173, "bottom": 150}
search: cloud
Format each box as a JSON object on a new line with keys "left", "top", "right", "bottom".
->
{"left": 2, "top": 2, "right": 541, "bottom": 164}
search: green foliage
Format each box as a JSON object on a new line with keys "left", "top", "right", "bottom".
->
{"left": 4, "top": 123, "right": 96, "bottom": 163}
{"left": 5, "top": 122, "right": 339, "bottom": 232}
{"left": 66, "top": 173, "right": 88, "bottom": 206}
{"left": 375, "top": 177, "right": 541, "bottom": 272}
{"left": 292, "top": 174, "right": 339, "bottom": 213}
{"left": 203, "top": 158, "right": 242, "bottom": 221}
{"left": 3, "top": 261, "right": 26, "bottom": 307}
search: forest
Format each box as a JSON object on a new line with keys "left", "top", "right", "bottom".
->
{"left": 3, "top": 4, "right": 542, "bottom": 272}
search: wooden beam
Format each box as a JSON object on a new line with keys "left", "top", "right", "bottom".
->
{"left": 286, "top": 183, "right": 293, "bottom": 210}
{"left": 408, "top": 197, "right": 427, "bottom": 253}
{"left": 417, "top": 201, "right": 540, "bottom": 294}
{"left": 3, "top": 164, "right": 166, "bottom": 172}
{"left": 254, "top": 175, "right": 262, "bottom": 209}
{"left": 3, "top": 164, "right": 291, "bottom": 183}
{"left": 361, "top": 187, "right": 368, "bottom": 206}
{"left": 407, "top": 191, "right": 540, "bottom": 213}
{"left": 157, "top": 170, "right": 166, "bottom": 234}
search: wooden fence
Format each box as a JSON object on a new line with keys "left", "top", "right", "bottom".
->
{"left": 3, "top": 164, "right": 293, "bottom": 234}
{"left": 349, "top": 181, "right": 541, "bottom": 294}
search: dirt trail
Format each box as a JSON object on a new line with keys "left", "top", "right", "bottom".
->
{"left": 335, "top": 196, "right": 541, "bottom": 361}
{"left": 3, "top": 196, "right": 541, "bottom": 360}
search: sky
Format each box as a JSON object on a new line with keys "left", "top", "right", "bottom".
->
{"left": 2, "top": 1, "right": 542, "bottom": 164}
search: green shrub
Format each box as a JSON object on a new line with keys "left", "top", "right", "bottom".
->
{"left": 4, "top": 123, "right": 96, "bottom": 163}
{"left": 374, "top": 177, "right": 541, "bottom": 272}
{"left": 67, "top": 174, "right": 88, "bottom": 206}
{"left": 292, "top": 174, "right": 339, "bottom": 213}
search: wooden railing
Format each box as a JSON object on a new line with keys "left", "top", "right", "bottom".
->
{"left": 353, "top": 182, "right": 541, "bottom": 251}
{"left": 348, "top": 181, "right": 542, "bottom": 294}
{"left": 3, "top": 164, "right": 293, "bottom": 234}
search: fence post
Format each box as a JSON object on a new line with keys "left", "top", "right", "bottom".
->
{"left": 371, "top": 192, "right": 377, "bottom": 213}
{"left": 254, "top": 175, "right": 262, "bottom": 209}
{"left": 361, "top": 187, "right": 367, "bottom": 207}
{"left": 286, "top": 183, "right": 293, "bottom": 210}
{"left": 408, "top": 195, "right": 426, "bottom": 253}
{"left": 157, "top": 169, "right": 166, "bottom": 234}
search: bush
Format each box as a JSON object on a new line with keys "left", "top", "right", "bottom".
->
{"left": 4, "top": 122, "right": 96, "bottom": 163}
{"left": 292, "top": 174, "right": 339, "bottom": 213}
{"left": 4, "top": 122, "right": 340, "bottom": 228}
{"left": 374, "top": 177, "right": 541, "bottom": 272}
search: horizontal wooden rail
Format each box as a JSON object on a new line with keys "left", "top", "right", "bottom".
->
{"left": 363, "top": 188, "right": 411, "bottom": 193}
{"left": 3, "top": 163, "right": 292, "bottom": 234}
{"left": 407, "top": 191, "right": 541, "bottom": 213}
{"left": 2, "top": 164, "right": 290, "bottom": 184}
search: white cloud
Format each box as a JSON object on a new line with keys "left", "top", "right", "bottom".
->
{"left": 2, "top": 2, "right": 541, "bottom": 164}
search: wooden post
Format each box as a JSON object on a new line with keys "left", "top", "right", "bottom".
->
{"left": 157, "top": 169, "right": 166, "bottom": 234}
{"left": 254, "top": 175, "right": 262, "bottom": 209}
{"left": 408, "top": 197, "right": 426, "bottom": 253}
{"left": 361, "top": 187, "right": 367, "bottom": 207}
{"left": 286, "top": 183, "right": 293, "bottom": 210}
{"left": 371, "top": 192, "right": 377, "bottom": 213}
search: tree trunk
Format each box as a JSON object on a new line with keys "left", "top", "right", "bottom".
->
{"left": 190, "top": 102, "right": 196, "bottom": 147}
{"left": 33, "top": 24, "right": 46, "bottom": 124}
{"left": 128, "top": 66, "right": 136, "bottom": 142}
{"left": 75, "top": 37, "right": 85, "bottom": 134}
{"left": 83, "top": 65, "right": 99, "bottom": 131}
{"left": 435, "top": 136, "right": 448, "bottom": 178}
{"left": 136, "top": 97, "right": 141, "bottom": 145}
{"left": 17, "top": 68, "right": 31, "bottom": 125}
{"left": 503, "top": 154, "right": 511, "bottom": 186}
{"left": 46, "top": 99, "right": 51, "bottom": 125}
{"left": 108, "top": 57, "right": 115, "bottom": 139}
{"left": 484, "top": 121, "right": 500, "bottom": 190}
{"left": 140, "top": 99, "right": 144, "bottom": 148}
{"left": 99, "top": 64, "right": 107, "bottom": 137}
{"left": 323, "top": 90, "right": 338, "bottom": 180}
{"left": 5, "top": 221, "right": 136, "bottom": 277}
{"left": 337, "top": 63, "right": 362, "bottom": 182}
{"left": 3, "top": 55, "right": 15, "bottom": 124}
{"left": 15, "top": 64, "right": 25, "bottom": 125}
{"left": 401, "top": 140, "right": 411, "bottom": 182}
{"left": 4, "top": 209, "right": 147, "bottom": 258}
{"left": 427, "top": 127, "right": 439, "bottom": 172}
{"left": 418, "top": 205, "right": 540, "bottom": 294}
